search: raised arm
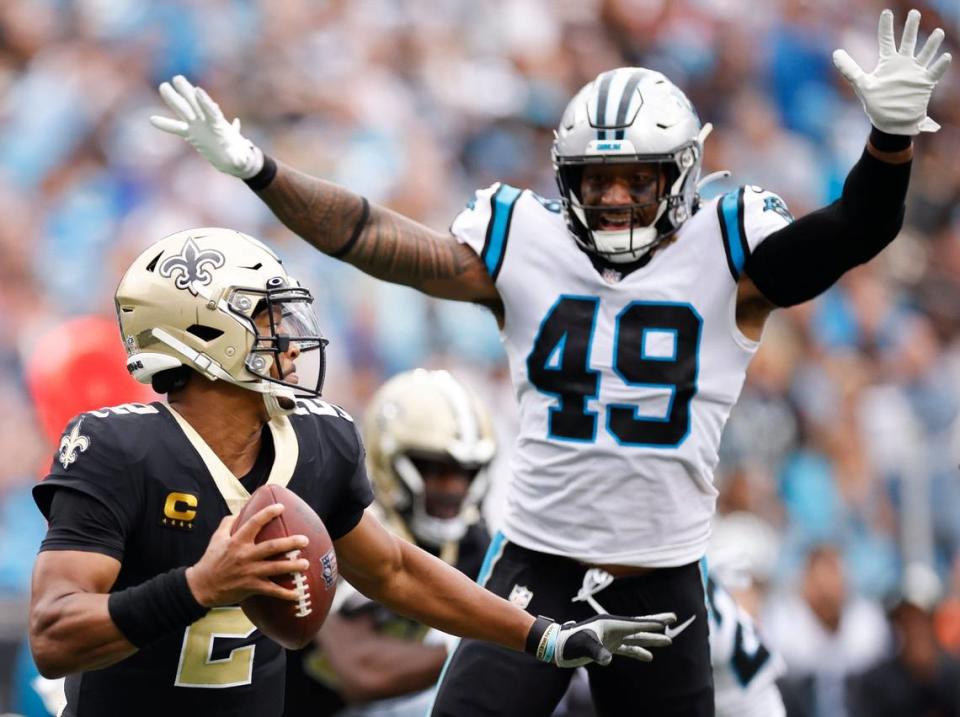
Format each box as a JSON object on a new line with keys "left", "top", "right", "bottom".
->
{"left": 735, "top": 8, "right": 951, "bottom": 332}
{"left": 255, "top": 160, "right": 496, "bottom": 303}
{"left": 150, "top": 77, "right": 498, "bottom": 305}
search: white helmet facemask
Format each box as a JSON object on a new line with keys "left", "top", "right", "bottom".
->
{"left": 392, "top": 452, "right": 490, "bottom": 548}
{"left": 553, "top": 68, "right": 711, "bottom": 264}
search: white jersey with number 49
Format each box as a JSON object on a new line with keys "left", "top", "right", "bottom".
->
{"left": 451, "top": 183, "right": 792, "bottom": 566}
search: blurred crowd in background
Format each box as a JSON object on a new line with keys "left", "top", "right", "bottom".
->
{"left": 0, "top": 0, "right": 958, "bottom": 715}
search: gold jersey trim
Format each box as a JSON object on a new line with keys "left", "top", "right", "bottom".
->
{"left": 161, "top": 403, "right": 299, "bottom": 514}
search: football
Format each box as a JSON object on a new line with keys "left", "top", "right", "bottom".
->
{"left": 231, "top": 484, "right": 338, "bottom": 649}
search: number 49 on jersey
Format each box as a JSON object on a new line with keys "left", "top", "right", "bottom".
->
{"left": 526, "top": 296, "right": 701, "bottom": 447}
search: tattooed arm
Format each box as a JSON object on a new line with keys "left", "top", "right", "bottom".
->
{"left": 149, "top": 76, "right": 499, "bottom": 308}
{"left": 256, "top": 161, "right": 499, "bottom": 305}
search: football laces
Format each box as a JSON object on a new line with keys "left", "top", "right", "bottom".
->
{"left": 285, "top": 549, "right": 313, "bottom": 618}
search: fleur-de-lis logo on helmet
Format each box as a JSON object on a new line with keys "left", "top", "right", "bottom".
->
{"left": 58, "top": 418, "right": 91, "bottom": 470}
{"left": 158, "top": 236, "right": 226, "bottom": 295}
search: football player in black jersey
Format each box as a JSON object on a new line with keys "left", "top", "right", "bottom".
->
{"left": 28, "top": 227, "right": 675, "bottom": 717}
{"left": 284, "top": 368, "right": 496, "bottom": 717}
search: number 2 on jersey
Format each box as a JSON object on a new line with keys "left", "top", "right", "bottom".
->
{"left": 527, "top": 296, "right": 701, "bottom": 446}
{"left": 175, "top": 607, "right": 257, "bottom": 688}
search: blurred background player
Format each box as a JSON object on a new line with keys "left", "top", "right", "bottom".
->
{"left": 284, "top": 368, "right": 496, "bottom": 717}
{"left": 705, "top": 572, "right": 787, "bottom": 717}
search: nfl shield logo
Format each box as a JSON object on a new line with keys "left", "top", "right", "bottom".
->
{"left": 601, "top": 267, "right": 622, "bottom": 284}
{"left": 320, "top": 549, "right": 338, "bottom": 589}
{"left": 508, "top": 584, "right": 533, "bottom": 610}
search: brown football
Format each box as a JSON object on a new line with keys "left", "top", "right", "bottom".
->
{"left": 231, "top": 484, "right": 338, "bottom": 649}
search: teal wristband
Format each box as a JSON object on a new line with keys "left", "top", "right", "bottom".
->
{"left": 525, "top": 616, "right": 560, "bottom": 663}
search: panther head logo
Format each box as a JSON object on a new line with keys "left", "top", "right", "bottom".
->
{"left": 158, "top": 237, "right": 225, "bottom": 295}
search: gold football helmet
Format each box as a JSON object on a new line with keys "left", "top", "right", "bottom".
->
{"left": 364, "top": 369, "right": 496, "bottom": 547}
{"left": 114, "top": 227, "right": 327, "bottom": 417}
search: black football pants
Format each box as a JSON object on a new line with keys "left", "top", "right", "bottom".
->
{"left": 430, "top": 534, "right": 714, "bottom": 717}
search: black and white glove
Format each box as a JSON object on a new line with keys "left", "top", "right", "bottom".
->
{"left": 525, "top": 613, "right": 675, "bottom": 668}
{"left": 150, "top": 75, "right": 264, "bottom": 178}
{"left": 833, "top": 8, "right": 951, "bottom": 135}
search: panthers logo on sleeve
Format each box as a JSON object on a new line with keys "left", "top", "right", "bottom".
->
{"left": 761, "top": 194, "right": 794, "bottom": 223}
{"left": 717, "top": 186, "right": 794, "bottom": 281}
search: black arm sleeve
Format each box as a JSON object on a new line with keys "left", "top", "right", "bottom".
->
{"left": 743, "top": 141, "right": 911, "bottom": 307}
{"left": 40, "top": 488, "right": 127, "bottom": 561}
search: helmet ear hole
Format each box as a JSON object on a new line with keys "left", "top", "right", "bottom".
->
{"left": 185, "top": 325, "right": 224, "bottom": 342}
{"left": 152, "top": 366, "right": 193, "bottom": 394}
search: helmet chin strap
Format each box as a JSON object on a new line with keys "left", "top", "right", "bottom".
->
{"left": 262, "top": 390, "right": 297, "bottom": 419}
{"left": 593, "top": 226, "right": 660, "bottom": 263}
{"left": 570, "top": 194, "right": 667, "bottom": 264}
{"left": 151, "top": 327, "right": 298, "bottom": 419}
{"left": 410, "top": 505, "right": 468, "bottom": 548}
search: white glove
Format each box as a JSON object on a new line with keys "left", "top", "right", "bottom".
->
{"left": 150, "top": 75, "right": 264, "bottom": 178}
{"left": 833, "top": 9, "right": 951, "bottom": 135}
{"left": 531, "top": 613, "right": 675, "bottom": 668}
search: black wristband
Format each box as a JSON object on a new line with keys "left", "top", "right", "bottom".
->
{"left": 331, "top": 196, "right": 370, "bottom": 259}
{"left": 243, "top": 154, "right": 278, "bottom": 192}
{"left": 869, "top": 127, "right": 912, "bottom": 153}
{"left": 524, "top": 616, "right": 556, "bottom": 657}
{"left": 108, "top": 567, "right": 208, "bottom": 648}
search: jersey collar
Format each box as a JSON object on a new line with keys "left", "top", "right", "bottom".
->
{"left": 161, "top": 403, "right": 299, "bottom": 514}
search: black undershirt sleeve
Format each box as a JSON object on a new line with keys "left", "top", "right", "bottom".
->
{"left": 40, "top": 487, "right": 127, "bottom": 561}
{"left": 743, "top": 133, "right": 911, "bottom": 308}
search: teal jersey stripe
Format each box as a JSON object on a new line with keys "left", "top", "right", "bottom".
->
{"left": 699, "top": 557, "right": 709, "bottom": 600}
{"left": 476, "top": 530, "right": 507, "bottom": 588}
{"left": 482, "top": 185, "right": 522, "bottom": 278}
{"left": 720, "top": 190, "right": 746, "bottom": 275}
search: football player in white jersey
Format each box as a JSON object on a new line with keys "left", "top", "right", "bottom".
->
{"left": 572, "top": 566, "right": 786, "bottom": 717}
{"left": 150, "top": 9, "right": 951, "bottom": 715}
{"left": 705, "top": 574, "right": 786, "bottom": 717}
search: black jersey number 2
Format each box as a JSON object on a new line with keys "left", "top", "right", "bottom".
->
{"left": 527, "top": 296, "right": 701, "bottom": 446}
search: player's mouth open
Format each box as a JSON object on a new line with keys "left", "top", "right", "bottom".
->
{"left": 426, "top": 494, "right": 463, "bottom": 518}
{"left": 598, "top": 213, "right": 631, "bottom": 231}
